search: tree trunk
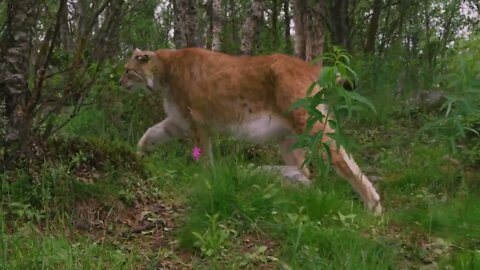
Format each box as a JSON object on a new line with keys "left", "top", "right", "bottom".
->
{"left": 305, "top": 1, "right": 325, "bottom": 64}
{"left": 76, "top": 0, "right": 90, "bottom": 40}
{"left": 292, "top": 0, "right": 306, "bottom": 59}
{"left": 211, "top": 0, "right": 223, "bottom": 51}
{"left": 292, "top": 0, "right": 325, "bottom": 65}
{"left": 283, "top": 0, "right": 292, "bottom": 53}
{"left": 0, "top": 0, "right": 39, "bottom": 165}
{"left": 172, "top": 0, "right": 200, "bottom": 48}
{"left": 185, "top": 0, "right": 199, "bottom": 47}
{"left": 272, "top": 0, "right": 278, "bottom": 48}
{"left": 172, "top": 0, "right": 187, "bottom": 48}
{"left": 59, "top": 0, "right": 72, "bottom": 51}
{"left": 240, "top": 0, "right": 265, "bottom": 55}
{"left": 364, "top": 0, "right": 382, "bottom": 53}
{"left": 328, "top": 0, "right": 351, "bottom": 51}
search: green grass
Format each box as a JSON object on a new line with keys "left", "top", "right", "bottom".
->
{"left": 2, "top": 90, "right": 480, "bottom": 269}
{"left": 1, "top": 226, "right": 139, "bottom": 270}
{"left": 176, "top": 161, "right": 391, "bottom": 269}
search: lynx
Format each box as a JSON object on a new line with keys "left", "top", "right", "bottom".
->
{"left": 119, "top": 48, "right": 382, "bottom": 214}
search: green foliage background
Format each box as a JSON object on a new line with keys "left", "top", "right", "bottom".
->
{"left": 1, "top": 0, "right": 480, "bottom": 269}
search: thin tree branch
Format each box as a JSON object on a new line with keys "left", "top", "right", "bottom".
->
{"left": 28, "top": 0, "right": 67, "bottom": 114}
{"left": 86, "top": 0, "right": 113, "bottom": 34}
{"left": 35, "top": 68, "right": 100, "bottom": 137}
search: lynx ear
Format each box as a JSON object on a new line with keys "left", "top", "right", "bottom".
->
{"left": 135, "top": 54, "right": 150, "bottom": 62}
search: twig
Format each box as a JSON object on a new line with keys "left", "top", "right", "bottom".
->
{"left": 44, "top": 67, "right": 72, "bottom": 80}
{"left": 28, "top": 0, "right": 68, "bottom": 114}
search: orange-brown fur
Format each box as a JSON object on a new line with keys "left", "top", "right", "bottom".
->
{"left": 120, "top": 48, "right": 382, "bottom": 214}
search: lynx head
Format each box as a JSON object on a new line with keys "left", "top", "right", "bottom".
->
{"left": 119, "top": 48, "right": 158, "bottom": 92}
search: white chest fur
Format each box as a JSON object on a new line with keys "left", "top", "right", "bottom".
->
{"left": 163, "top": 94, "right": 190, "bottom": 131}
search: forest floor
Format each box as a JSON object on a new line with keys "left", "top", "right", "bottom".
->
{"left": 2, "top": 103, "right": 480, "bottom": 269}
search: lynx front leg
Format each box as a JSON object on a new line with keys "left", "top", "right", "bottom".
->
{"left": 191, "top": 127, "right": 214, "bottom": 167}
{"left": 137, "top": 117, "right": 184, "bottom": 156}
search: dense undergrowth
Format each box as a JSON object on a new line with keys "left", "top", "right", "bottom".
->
{"left": 2, "top": 40, "right": 480, "bottom": 269}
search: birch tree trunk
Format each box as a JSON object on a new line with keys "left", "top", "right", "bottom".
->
{"left": 185, "top": 0, "right": 200, "bottom": 47}
{"left": 59, "top": 0, "right": 72, "bottom": 51}
{"left": 0, "top": 0, "right": 39, "bottom": 165}
{"left": 172, "top": 0, "right": 187, "bottom": 48}
{"left": 172, "top": 0, "right": 200, "bottom": 48}
{"left": 293, "top": 0, "right": 325, "bottom": 65}
{"left": 305, "top": 1, "right": 325, "bottom": 64}
{"left": 240, "top": 0, "right": 265, "bottom": 55}
{"left": 292, "top": 0, "right": 306, "bottom": 59}
{"left": 283, "top": 0, "right": 292, "bottom": 52}
{"left": 211, "top": 0, "right": 223, "bottom": 51}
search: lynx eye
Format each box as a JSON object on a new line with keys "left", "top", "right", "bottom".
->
{"left": 125, "top": 69, "right": 130, "bottom": 74}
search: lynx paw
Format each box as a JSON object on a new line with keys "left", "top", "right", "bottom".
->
{"left": 367, "top": 200, "right": 383, "bottom": 216}
{"left": 136, "top": 138, "right": 150, "bottom": 159}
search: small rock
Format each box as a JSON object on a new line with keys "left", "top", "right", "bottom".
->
{"left": 412, "top": 89, "right": 448, "bottom": 112}
{"left": 369, "top": 175, "right": 384, "bottom": 182}
{"left": 432, "top": 237, "right": 449, "bottom": 249}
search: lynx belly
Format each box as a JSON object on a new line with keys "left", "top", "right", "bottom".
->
{"left": 229, "top": 113, "right": 292, "bottom": 144}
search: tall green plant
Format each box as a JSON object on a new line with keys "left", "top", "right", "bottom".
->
{"left": 291, "top": 47, "right": 376, "bottom": 174}
{"left": 421, "top": 36, "right": 480, "bottom": 150}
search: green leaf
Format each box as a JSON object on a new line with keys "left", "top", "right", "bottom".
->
{"left": 344, "top": 65, "right": 358, "bottom": 79}
{"left": 256, "top": 246, "right": 268, "bottom": 254}
{"left": 290, "top": 98, "right": 308, "bottom": 110}
{"left": 345, "top": 91, "right": 377, "bottom": 114}
{"left": 306, "top": 81, "right": 318, "bottom": 96}
{"left": 318, "top": 67, "right": 336, "bottom": 86}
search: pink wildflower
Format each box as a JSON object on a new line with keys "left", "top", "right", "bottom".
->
{"left": 192, "top": 146, "right": 202, "bottom": 161}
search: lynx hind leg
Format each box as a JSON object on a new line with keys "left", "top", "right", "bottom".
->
{"left": 329, "top": 143, "right": 382, "bottom": 215}
{"left": 279, "top": 136, "right": 310, "bottom": 177}
{"left": 291, "top": 107, "right": 382, "bottom": 214}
